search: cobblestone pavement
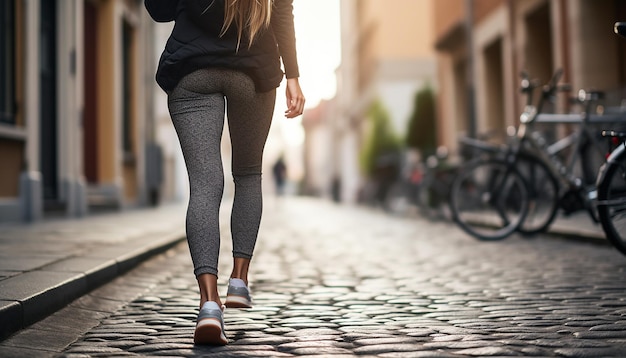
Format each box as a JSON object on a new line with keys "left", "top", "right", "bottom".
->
{"left": 5, "top": 197, "right": 626, "bottom": 357}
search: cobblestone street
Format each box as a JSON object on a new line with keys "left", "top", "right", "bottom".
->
{"left": 4, "top": 197, "right": 626, "bottom": 357}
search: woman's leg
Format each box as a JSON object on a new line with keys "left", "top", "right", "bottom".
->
{"left": 168, "top": 80, "right": 226, "bottom": 308}
{"left": 168, "top": 68, "right": 275, "bottom": 306}
{"left": 223, "top": 72, "right": 277, "bottom": 283}
{"left": 230, "top": 257, "right": 250, "bottom": 285}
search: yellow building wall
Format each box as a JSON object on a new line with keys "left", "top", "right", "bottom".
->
{"left": 361, "top": 0, "right": 435, "bottom": 60}
{"left": 434, "top": 0, "right": 465, "bottom": 40}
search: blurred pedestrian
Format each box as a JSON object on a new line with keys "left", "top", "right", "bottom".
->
{"left": 146, "top": 0, "right": 304, "bottom": 346}
{"left": 272, "top": 155, "right": 287, "bottom": 196}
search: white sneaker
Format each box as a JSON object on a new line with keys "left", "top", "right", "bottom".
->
{"left": 194, "top": 301, "right": 228, "bottom": 345}
{"left": 224, "top": 278, "right": 253, "bottom": 308}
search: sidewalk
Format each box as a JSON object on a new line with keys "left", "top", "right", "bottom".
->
{"left": 547, "top": 212, "right": 606, "bottom": 241}
{"left": 0, "top": 203, "right": 187, "bottom": 340}
{"left": 0, "top": 199, "right": 607, "bottom": 342}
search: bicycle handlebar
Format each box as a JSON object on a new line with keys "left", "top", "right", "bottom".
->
{"left": 520, "top": 71, "right": 541, "bottom": 93}
{"left": 601, "top": 130, "right": 626, "bottom": 137}
{"left": 519, "top": 69, "right": 567, "bottom": 97}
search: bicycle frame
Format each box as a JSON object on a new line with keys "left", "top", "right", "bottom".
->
{"left": 514, "top": 130, "right": 584, "bottom": 204}
{"left": 521, "top": 114, "right": 604, "bottom": 192}
{"left": 510, "top": 100, "right": 606, "bottom": 222}
{"left": 596, "top": 140, "right": 626, "bottom": 206}
{"left": 606, "top": 139, "right": 626, "bottom": 165}
{"left": 504, "top": 73, "right": 608, "bottom": 219}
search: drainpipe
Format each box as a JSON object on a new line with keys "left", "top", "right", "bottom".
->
{"left": 508, "top": 0, "right": 519, "bottom": 119}
{"left": 465, "top": 0, "right": 477, "bottom": 138}
{"left": 20, "top": 0, "right": 43, "bottom": 222}
{"left": 558, "top": 0, "right": 572, "bottom": 114}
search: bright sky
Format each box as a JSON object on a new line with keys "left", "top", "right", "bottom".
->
{"left": 293, "top": 0, "right": 342, "bottom": 108}
{"left": 272, "top": 0, "right": 342, "bottom": 149}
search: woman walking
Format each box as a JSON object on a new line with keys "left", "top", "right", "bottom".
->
{"left": 145, "top": 0, "right": 304, "bottom": 345}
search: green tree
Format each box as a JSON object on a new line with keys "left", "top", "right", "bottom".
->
{"left": 360, "top": 99, "right": 402, "bottom": 176}
{"left": 405, "top": 85, "right": 437, "bottom": 156}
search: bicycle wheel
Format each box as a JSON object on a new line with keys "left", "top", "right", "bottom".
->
{"left": 450, "top": 159, "right": 529, "bottom": 241}
{"left": 597, "top": 152, "right": 626, "bottom": 255}
{"left": 516, "top": 153, "right": 560, "bottom": 235}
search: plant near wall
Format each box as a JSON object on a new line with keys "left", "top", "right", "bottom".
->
{"left": 405, "top": 85, "right": 437, "bottom": 157}
{"left": 360, "top": 99, "right": 403, "bottom": 176}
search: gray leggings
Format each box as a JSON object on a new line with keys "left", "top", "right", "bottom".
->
{"left": 168, "top": 68, "right": 276, "bottom": 277}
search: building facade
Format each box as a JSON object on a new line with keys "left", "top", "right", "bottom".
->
{"left": 303, "top": 0, "right": 437, "bottom": 203}
{"left": 0, "top": 0, "right": 177, "bottom": 223}
{"left": 434, "top": 0, "right": 626, "bottom": 156}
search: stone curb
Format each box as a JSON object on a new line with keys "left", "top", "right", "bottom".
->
{"left": 0, "top": 228, "right": 185, "bottom": 341}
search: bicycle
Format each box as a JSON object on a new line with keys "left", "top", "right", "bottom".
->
{"left": 457, "top": 72, "right": 563, "bottom": 236}
{"left": 383, "top": 147, "right": 460, "bottom": 219}
{"left": 416, "top": 146, "right": 459, "bottom": 220}
{"left": 595, "top": 22, "right": 626, "bottom": 255}
{"left": 382, "top": 150, "right": 423, "bottom": 216}
{"left": 450, "top": 69, "right": 607, "bottom": 240}
{"left": 596, "top": 130, "right": 626, "bottom": 254}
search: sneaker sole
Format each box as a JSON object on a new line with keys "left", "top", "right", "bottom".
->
{"left": 194, "top": 318, "right": 228, "bottom": 345}
{"left": 224, "top": 295, "right": 252, "bottom": 308}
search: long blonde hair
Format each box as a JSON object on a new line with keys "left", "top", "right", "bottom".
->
{"left": 222, "top": 0, "right": 273, "bottom": 49}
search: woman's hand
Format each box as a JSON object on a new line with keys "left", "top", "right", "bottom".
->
{"left": 284, "top": 77, "right": 305, "bottom": 118}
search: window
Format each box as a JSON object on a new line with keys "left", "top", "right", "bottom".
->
{"left": 0, "top": 1, "right": 16, "bottom": 125}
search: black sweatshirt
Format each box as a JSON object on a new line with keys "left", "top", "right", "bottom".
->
{"left": 145, "top": 0, "right": 300, "bottom": 93}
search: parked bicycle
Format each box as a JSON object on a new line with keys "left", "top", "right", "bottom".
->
{"left": 597, "top": 130, "right": 626, "bottom": 254}
{"left": 595, "top": 23, "right": 626, "bottom": 255}
{"left": 416, "top": 146, "right": 459, "bottom": 220}
{"left": 382, "top": 150, "right": 423, "bottom": 215}
{"left": 457, "top": 72, "right": 565, "bottom": 236}
{"left": 383, "top": 147, "right": 459, "bottom": 219}
{"left": 449, "top": 69, "right": 608, "bottom": 240}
